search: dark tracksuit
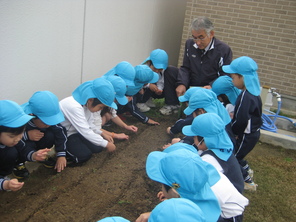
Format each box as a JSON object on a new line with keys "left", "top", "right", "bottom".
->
{"left": 117, "top": 96, "right": 150, "bottom": 124}
{"left": 232, "top": 90, "right": 262, "bottom": 181}
{"left": 163, "top": 37, "right": 233, "bottom": 106}
{"left": 201, "top": 150, "right": 245, "bottom": 194}
{"left": 0, "top": 140, "right": 35, "bottom": 190}
{"left": 138, "top": 66, "right": 180, "bottom": 106}
{"left": 20, "top": 120, "right": 68, "bottom": 162}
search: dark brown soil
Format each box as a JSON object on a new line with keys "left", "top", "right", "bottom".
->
{"left": 0, "top": 114, "right": 176, "bottom": 222}
{"left": 1, "top": 113, "right": 295, "bottom": 222}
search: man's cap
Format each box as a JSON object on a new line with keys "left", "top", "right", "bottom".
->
{"left": 146, "top": 149, "right": 221, "bottom": 222}
{"left": 148, "top": 198, "right": 206, "bottom": 222}
{"left": 104, "top": 61, "right": 135, "bottom": 87}
{"left": 222, "top": 56, "right": 261, "bottom": 96}
{"left": 103, "top": 75, "right": 128, "bottom": 105}
{"left": 182, "top": 113, "right": 233, "bottom": 161}
{"left": 178, "top": 87, "right": 199, "bottom": 102}
{"left": 0, "top": 100, "right": 34, "bottom": 127}
{"left": 22, "top": 91, "right": 65, "bottom": 125}
{"left": 211, "top": 76, "right": 241, "bottom": 105}
{"left": 72, "top": 77, "right": 117, "bottom": 109}
{"left": 134, "top": 65, "right": 159, "bottom": 84}
{"left": 143, "top": 49, "right": 168, "bottom": 70}
{"left": 97, "top": 216, "right": 130, "bottom": 222}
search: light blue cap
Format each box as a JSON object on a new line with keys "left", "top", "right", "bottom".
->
{"left": 72, "top": 77, "right": 117, "bottom": 109}
{"left": 134, "top": 65, "right": 159, "bottom": 84}
{"left": 103, "top": 75, "right": 128, "bottom": 105}
{"left": 148, "top": 198, "right": 206, "bottom": 222}
{"left": 163, "top": 142, "right": 198, "bottom": 154}
{"left": 125, "top": 83, "right": 143, "bottom": 96}
{"left": 22, "top": 91, "right": 65, "bottom": 125}
{"left": 178, "top": 87, "right": 199, "bottom": 102}
{"left": 146, "top": 149, "right": 221, "bottom": 222}
{"left": 143, "top": 49, "right": 168, "bottom": 70}
{"left": 182, "top": 113, "right": 233, "bottom": 161}
{"left": 184, "top": 88, "right": 231, "bottom": 125}
{"left": 104, "top": 61, "right": 135, "bottom": 87}
{"left": 0, "top": 100, "right": 33, "bottom": 127}
{"left": 163, "top": 142, "right": 221, "bottom": 187}
{"left": 97, "top": 216, "right": 130, "bottom": 222}
{"left": 222, "top": 56, "right": 261, "bottom": 96}
{"left": 211, "top": 76, "right": 241, "bottom": 105}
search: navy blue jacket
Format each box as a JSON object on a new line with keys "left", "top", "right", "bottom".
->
{"left": 178, "top": 37, "right": 232, "bottom": 87}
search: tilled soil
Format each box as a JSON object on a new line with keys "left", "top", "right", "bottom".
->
{"left": 0, "top": 114, "right": 176, "bottom": 222}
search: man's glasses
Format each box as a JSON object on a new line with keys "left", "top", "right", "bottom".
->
{"left": 191, "top": 35, "right": 208, "bottom": 42}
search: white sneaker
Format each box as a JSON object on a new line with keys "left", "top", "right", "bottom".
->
{"left": 159, "top": 105, "right": 180, "bottom": 115}
{"left": 136, "top": 103, "right": 150, "bottom": 112}
{"left": 244, "top": 181, "right": 258, "bottom": 191}
{"left": 145, "top": 98, "right": 156, "bottom": 108}
{"left": 248, "top": 169, "right": 254, "bottom": 179}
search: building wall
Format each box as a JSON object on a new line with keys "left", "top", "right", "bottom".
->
{"left": 178, "top": 0, "right": 296, "bottom": 98}
{"left": 0, "top": 0, "right": 187, "bottom": 104}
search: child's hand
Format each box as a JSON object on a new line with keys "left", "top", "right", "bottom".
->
{"left": 203, "top": 85, "right": 212, "bottom": 89}
{"left": 32, "top": 148, "right": 51, "bottom": 161}
{"left": 155, "top": 89, "right": 163, "bottom": 95}
{"left": 106, "top": 142, "right": 116, "bottom": 152}
{"left": 147, "top": 119, "right": 160, "bottom": 125}
{"left": 125, "top": 125, "right": 138, "bottom": 133}
{"left": 3, "top": 179, "right": 24, "bottom": 191}
{"left": 149, "top": 83, "right": 158, "bottom": 92}
{"left": 162, "top": 143, "right": 171, "bottom": 150}
{"left": 114, "top": 133, "right": 129, "bottom": 140}
{"left": 135, "top": 212, "right": 151, "bottom": 222}
{"left": 101, "top": 131, "right": 114, "bottom": 143}
{"left": 28, "top": 129, "right": 44, "bottom": 141}
{"left": 55, "top": 156, "right": 67, "bottom": 173}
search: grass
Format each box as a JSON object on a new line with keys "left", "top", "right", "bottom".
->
{"left": 243, "top": 143, "right": 296, "bottom": 221}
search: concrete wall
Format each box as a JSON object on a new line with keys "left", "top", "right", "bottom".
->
{"left": 0, "top": 0, "right": 187, "bottom": 104}
{"left": 179, "top": 0, "right": 296, "bottom": 99}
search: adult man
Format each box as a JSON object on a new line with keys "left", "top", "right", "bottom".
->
{"left": 159, "top": 16, "right": 233, "bottom": 115}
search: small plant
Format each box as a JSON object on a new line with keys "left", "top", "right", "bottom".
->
{"left": 118, "top": 200, "right": 131, "bottom": 204}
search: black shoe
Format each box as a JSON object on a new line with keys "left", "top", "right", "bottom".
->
{"left": 13, "top": 163, "right": 30, "bottom": 179}
{"left": 40, "top": 157, "right": 56, "bottom": 169}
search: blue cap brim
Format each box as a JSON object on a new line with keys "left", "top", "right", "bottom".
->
{"left": 115, "top": 95, "right": 128, "bottom": 105}
{"left": 183, "top": 106, "right": 195, "bottom": 116}
{"left": 149, "top": 72, "right": 159, "bottom": 83}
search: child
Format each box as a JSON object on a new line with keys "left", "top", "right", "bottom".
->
{"left": 116, "top": 65, "right": 160, "bottom": 125}
{"left": 136, "top": 49, "right": 179, "bottom": 115}
{"left": 211, "top": 75, "right": 241, "bottom": 119}
{"left": 144, "top": 148, "right": 221, "bottom": 222}
{"left": 98, "top": 217, "right": 130, "bottom": 222}
{"left": 92, "top": 75, "right": 138, "bottom": 140}
{"left": 0, "top": 100, "right": 50, "bottom": 191}
{"left": 166, "top": 87, "right": 199, "bottom": 136}
{"left": 59, "top": 77, "right": 117, "bottom": 165}
{"left": 148, "top": 198, "right": 207, "bottom": 222}
{"left": 182, "top": 113, "right": 245, "bottom": 194}
{"left": 174, "top": 88, "right": 236, "bottom": 148}
{"left": 222, "top": 56, "right": 262, "bottom": 191}
{"left": 15, "top": 91, "right": 67, "bottom": 177}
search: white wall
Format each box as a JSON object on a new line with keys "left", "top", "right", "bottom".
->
{"left": 0, "top": 0, "right": 187, "bottom": 104}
